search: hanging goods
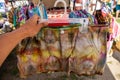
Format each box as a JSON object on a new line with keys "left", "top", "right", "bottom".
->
{"left": 94, "top": 9, "right": 109, "bottom": 24}
{"left": 93, "top": 0, "right": 111, "bottom": 25}
{"left": 68, "top": 26, "right": 107, "bottom": 75}
{"left": 38, "top": 27, "right": 62, "bottom": 72}
{"left": 15, "top": 0, "right": 108, "bottom": 78}
{"left": 69, "top": 9, "right": 97, "bottom": 25}
{"left": 68, "top": 1, "right": 107, "bottom": 75}
{"left": 16, "top": 17, "right": 108, "bottom": 78}
{"left": 47, "top": 0, "right": 70, "bottom": 26}
{"left": 17, "top": 37, "right": 42, "bottom": 78}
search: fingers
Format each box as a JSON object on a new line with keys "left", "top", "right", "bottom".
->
{"left": 33, "top": 14, "right": 39, "bottom": 19}
{"left": 38, "top": 22, "right": 48, "bottom": 28}
{"left": 29, "top": 14, "right": 48, "bottom": 28}
{"left": 29, "top": 14, "right": 40, "bottom": 23}
{"left": 40, "top": 22, "right": 48, "bottom": 26}
{"left": 35, "top": 16, "right": 48, "bottom": 27}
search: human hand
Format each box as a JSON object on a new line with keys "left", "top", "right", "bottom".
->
{"left": 21, "top": 15, "right": 48, "bottom": 37}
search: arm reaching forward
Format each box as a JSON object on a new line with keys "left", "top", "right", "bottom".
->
{"left": 0, "top": 15, "right": 48, "bottom": 66}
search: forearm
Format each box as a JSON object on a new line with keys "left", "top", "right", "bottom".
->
{"left": 0, "top": 26, "right": 28, "bottom": 66}
{"left": 0, "top": 14, "right": 46, "bottom": 67}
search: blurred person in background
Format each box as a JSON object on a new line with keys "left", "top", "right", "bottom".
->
{"left": 116, "top": 0, "right": 120, "bottom": 18}
{"left": 89, "top": 0, "right": 103, "bottom": 14}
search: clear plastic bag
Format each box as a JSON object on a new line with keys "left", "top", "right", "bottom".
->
{"left": 17, "top": 21, "right": 107, "bottom": 78}
{"left": 69, "top": 27, "right": 107, "bottom": 75}
{"left": 17, "top": 37, "right": 42, "bottom": 78}
{"left": 60, "top": 27, "right": 78, "bottom": 71}
{"left": 40, "top": 28, "right": 61, "bottom": 72}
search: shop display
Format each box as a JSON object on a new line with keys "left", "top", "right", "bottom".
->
{"left": 5, "top": 0, "right": 120, "bottom": 78}
{"left": 69, "top": 9, "right": 97, "bottom": 25}
{"left": 16, "top": 0, "right": 107, "bottom": 78}
{"left": 8, "top": 1, "right": 47, "bottom": 28}
{"left": 16, "top": 18, "right": 108, "bottom": 77}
